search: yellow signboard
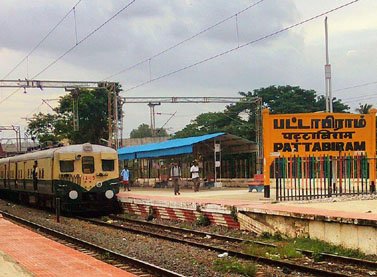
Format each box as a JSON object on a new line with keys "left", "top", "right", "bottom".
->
{"left": 262, "top": 109, "right": 377, "bottom": 186}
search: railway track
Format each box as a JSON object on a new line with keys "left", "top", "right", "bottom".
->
{"left": 110, "top": 215, "right": 377, "bottom": 269}
{"left": 77, "top": 215, "right": 372, "bottom": 277}
{"left": 0, "top": 211, "right": 184, "bottom": 277}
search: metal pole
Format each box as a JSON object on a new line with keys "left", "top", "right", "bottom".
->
{"left": 324, "top": 17, "right": 332, "bottom": 113}
{"left": 56, "top": 198, "right": 61, "bottom": 223}
{"left": 214, "top": 140, "right": 217, "bottom": 184}
{"left": 107, "top": 86, "right": 113, "bottom": 147}
{"left": 120, "top": 102, "right": 124, "bottom": 148}
{"left": 113, "top": 86, "right": 119, "bottom": 150}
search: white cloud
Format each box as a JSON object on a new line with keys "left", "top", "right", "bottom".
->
{"left": 0, "top": 0, "right": 376, "bottom": 138}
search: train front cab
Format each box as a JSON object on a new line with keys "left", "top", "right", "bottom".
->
{"left": 54, "top": 149, "right": 120, "bottom": 213}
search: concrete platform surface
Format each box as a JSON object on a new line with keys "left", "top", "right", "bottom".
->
{"left": 119, "top": 187, "right": 271, "bottom": 203}
{"left": 280, "top": 199, "right": 377, "bottom": 214}
{"left": 0, "top": 215, "right": 135, "bottom": 277}
{"left": 0, "top": 250, "right": 32, "bottom": 277}
{"left": 118, "top": 188, "right": 377, "bottom": 223}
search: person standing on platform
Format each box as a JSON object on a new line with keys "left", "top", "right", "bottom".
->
{"left": 190, "top": 160, "right": 200, "bottom": 192}
{"left": 120, "top": 165, "right": 131, "bottom": 191}
{"left": 170, "top": 162, "right": 181, "bottom": 195}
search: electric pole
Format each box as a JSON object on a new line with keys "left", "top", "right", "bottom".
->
{"left": 324, "top": 17, "right": 333, "bottom": 113}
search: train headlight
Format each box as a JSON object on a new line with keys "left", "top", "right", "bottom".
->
{"left": 69, "top": 190, "right": 78, "bottom": 200}
{"left": 105, "top": 190, "right": 114, "bottom": 199}
{"left": 96, "top": 182, "right": 102, "bottom": 188}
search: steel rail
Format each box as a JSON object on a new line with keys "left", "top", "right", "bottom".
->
{"left": 78, "top": 216, "right": 350, "bottom": 277}
{"left": 110, "top": 215, "right": 276, "bottom": 247}
{"left": 0, "top": 211, "right": 184, "bottom": 277}
{"left": 111, "top": 215, "right": 377, "bottom": 269}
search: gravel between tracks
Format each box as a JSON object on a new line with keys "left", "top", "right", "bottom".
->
{"left": 0, "top": 200, "right": 301, "bottom": 277}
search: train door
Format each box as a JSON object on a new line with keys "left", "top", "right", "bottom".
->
{"left": 82, "top": 156, "right": 96, "bottom": 192}
{"left": 15, "top": 163, "right": 18, "bottom": 189}
{"left": 23, "top": 162, "right": 26, "bottom": 190}
{"left": 0, "top": 164, "right": 5, "bottom": 189}
{"left": 9, "top": 163, "right": 16, "bottom": 190}
{"left": 4, "top": 164, "right": 7, "bottom": 188}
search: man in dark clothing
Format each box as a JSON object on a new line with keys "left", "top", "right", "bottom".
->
{"left": 32, "top": 161, "right": 38, "bottom": 191}
{"left": 170, "top": 162, "right": 181, "bottom": 195}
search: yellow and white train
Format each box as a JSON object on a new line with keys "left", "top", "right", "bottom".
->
{"left": 0, "top": 143, "right": 120, "bottom": 213}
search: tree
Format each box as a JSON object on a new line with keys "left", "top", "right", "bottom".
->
{"left": 356, "top": 103, "right": 373, "bottom": 114}
{"left": 174, "top": 85, "right": 350, "bottom": 140}
{"left": 27, "top": 86, "right": 122, "bottom": 144}
{"left": 26, "top": 113, "right": 62, "bottom": 144}
{"left": 130, "top": 124, "right": 168, "bottom": 138}
{"left": 244, "top": 86, "right": 349, "bottom": 114}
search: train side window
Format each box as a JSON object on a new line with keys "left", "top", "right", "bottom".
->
{"left": 82, "top": 157, "right": 94, "bottom": 174}
{"left": 60, "top": 161, "right": 74, "bottom": 172}
{"left": 102, "top": 159, "right": 114, "bottom": 171}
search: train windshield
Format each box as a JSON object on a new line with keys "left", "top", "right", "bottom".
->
{"left": 60, "top": 161, "right": 74, "bottom": 172}
{"left": 82, "top": 156, "right": 94, "bottom": 174}
{"left": 102, "top": 159, "right": 114, "bottom": 171}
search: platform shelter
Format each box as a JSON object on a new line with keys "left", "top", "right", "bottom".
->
{"left": 117, "top": 133, "right": 257, "bottom": 187}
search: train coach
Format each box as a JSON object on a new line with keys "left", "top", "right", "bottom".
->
{"left": 0, "top": 143, "right": 120, "bottom": 213}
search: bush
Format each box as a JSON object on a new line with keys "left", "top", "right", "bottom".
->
{"left": 195, "top": 214, "right": 211, "bottom": 226}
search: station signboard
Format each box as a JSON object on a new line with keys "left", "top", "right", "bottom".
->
{"left": 262, "top": 109, "right": 377, "bottom": 189}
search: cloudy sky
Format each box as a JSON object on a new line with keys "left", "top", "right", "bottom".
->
{"left": 0, "top": 0, "right": 376, "bottom": 140}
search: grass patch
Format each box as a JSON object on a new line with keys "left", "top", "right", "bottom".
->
{"left": 257, "top": 234, "right": 376, "bottom": 261}
{"left": 293, "top": 237, "right": 367, "bottom": 260}
{"left": 244, "top": 242, "right": 302, "bottom": 260}
{"left": 213, "top": 258, "right": 256, "bottom": 276}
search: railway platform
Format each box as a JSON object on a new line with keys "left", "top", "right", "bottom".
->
{"left": 0, "top": 214, "right": 135, "bottom": 277}
{"left": 117, "top": 187, "right": 377, "bottom": 255}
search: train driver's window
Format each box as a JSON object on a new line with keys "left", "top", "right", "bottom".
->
{"left": 82, "top": 156, "right": 94, "bottom": 174}
{"left": 102, "top": 159, "right": 114, "bottom": 171}
{"left": 60, "top": 161, "right": 74, "bottom": 172}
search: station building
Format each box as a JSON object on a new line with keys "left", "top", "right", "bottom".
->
{"left": 117, "top": 133, "right": 257, "bottom": 187}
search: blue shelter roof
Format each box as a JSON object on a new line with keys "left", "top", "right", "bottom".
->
{"left": 118, "top": 133, "right": 225, "bottom": 160}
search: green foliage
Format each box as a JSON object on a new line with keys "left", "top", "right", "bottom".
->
{"left": 174, "top": 85, "right": 349, "bottom": 141}
{"left": 100, "top": 216, "right": 110, "bottom": 222}
{"left": 255, "top": 235, "right": 372, "bottom": 261}
{"left": 249, "top": 86, "right": 349, "bottom": 114}
{"left": 26, "top": 112, "right": 62, "bottom": 144}
{"left": 26, "top": 86, "right": 122, "bottom": 144}
{"left": 293, "top": 237, "right": 367, "bottom": 260}
{"left": 230, "top": 206, "right": 238, "bottom": 222}
{"left": 195, "top": 214, "right": 211, "bottom": 226}
{"left": 244, "top": 242, "right": 302, "bottom": 260}
{"left": 260, "top": 232, "right": 271, "bottom": 239}
{"left": 213, "top": 258, "right": 256, "bottom": 276}
{"left": 355, "top": 103, "right": 373, "bottom": 114}
{"left": 130, "top": 123, "right": 168, "bottom": 138}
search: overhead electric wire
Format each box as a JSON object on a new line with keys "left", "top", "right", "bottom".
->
{"left": 0, "top": 0, "right": 137, "bottom": 106}
{"left": 122, "top": 0, "right": 360, "bottom": 93}
{"left": 1, "top": 0, "right": 83, "bottom": 81}
{"left": 334, "top": 81, "right": 377, "bottom": 92}
{"left": 103, "top": 0, "right": 266, "bottom": 80}
{"left": 32, "top": 0, "right": 137, "bottom": 79}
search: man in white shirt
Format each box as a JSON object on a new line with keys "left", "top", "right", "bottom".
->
{"left": 120, "top": 165, "right": 131, "bottom": 191}
{"left": 190, "top": 160, "right": 200, "bottom": 192}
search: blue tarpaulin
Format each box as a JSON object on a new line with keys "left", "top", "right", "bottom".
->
{"left": 118, "top": 133, "right": 225, "bottom": 160}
